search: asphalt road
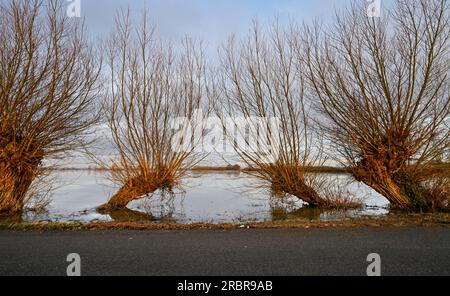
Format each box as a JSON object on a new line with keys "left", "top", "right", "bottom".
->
{"left": 0, "top": 227, "right": 449, "bottom": 276}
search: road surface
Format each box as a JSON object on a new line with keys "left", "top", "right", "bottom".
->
{"left": 0, "top": 227, "right": 448, "bottom": 276}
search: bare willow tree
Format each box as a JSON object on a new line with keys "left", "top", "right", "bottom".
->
{"left": 0, "top": 0, "right": 101, "bottom": 215}
{"left": 218, "top": 22, "right": 359, "bottom": 208}
{"left": 96, "top": 10, "right": 209, "bottom": 212}
{"left": 303, "top": 0, "right": 449, "bottom": 211}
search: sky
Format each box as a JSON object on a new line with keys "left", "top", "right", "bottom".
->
{"left": 60, "top": 0, "right": 396, "bottom": 166}
{"left": 76, "top": 0, "right": 364, "bottom": 57}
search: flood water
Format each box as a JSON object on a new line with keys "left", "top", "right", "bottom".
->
{"left": 21, "top": 171, "right": 390, "bottom": 224}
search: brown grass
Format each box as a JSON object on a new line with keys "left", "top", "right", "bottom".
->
{"left": 422, "top": 176, "right": 450, "bottom": 212}
{"left": 319, "top": 184, "right": 363, "bottom": 209}
{"left": 2, "top": 213, "right": 449, "bottom": 231}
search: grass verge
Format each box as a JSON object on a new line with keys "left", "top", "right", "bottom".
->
{"left": 1, "top": 213, "right": 449, "bottom": 231}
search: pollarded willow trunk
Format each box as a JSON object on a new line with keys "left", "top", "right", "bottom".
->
{"left": 272, "top": 181, "right": 324, "bottom": 207}
{"left": 97, "top": 184, "right": 154, "bottom": 212}
{"left": 267, "top": 166, "right": 324, "bottom": 207}
{"left": 97, "top": 170, "right": 175, "bottom": 212}
{"left": 0, "top": 134, "right": 43, "bottom": 215}
{"left": 353, "top": 158, "right": 432, "bottom": 211}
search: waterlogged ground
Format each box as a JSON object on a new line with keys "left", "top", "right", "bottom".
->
{"left": 21, "top": 171, "right": 390, "bottom": 224}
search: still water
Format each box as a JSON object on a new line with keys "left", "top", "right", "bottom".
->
{"left": 22, "top": 171, "right": 389, "bottom": 224}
